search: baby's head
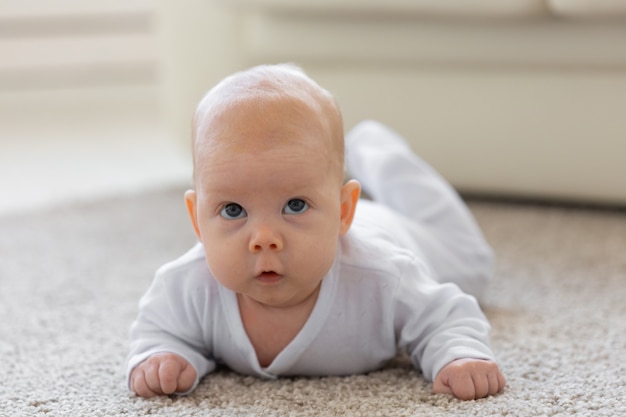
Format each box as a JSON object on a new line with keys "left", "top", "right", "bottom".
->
{"left": 185, "top": 64, "right": 361, "bottom": 309}
{"left": 191, "top": 64, "right": 345, "bottom": 188}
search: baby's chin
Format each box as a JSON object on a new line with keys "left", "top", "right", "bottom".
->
{"left": 239, "top": 282, "right": 323, "bottom": 310}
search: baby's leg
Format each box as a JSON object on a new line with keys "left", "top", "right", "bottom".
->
{"left": 345, "top": 120, "right": 493, "bottom": 299}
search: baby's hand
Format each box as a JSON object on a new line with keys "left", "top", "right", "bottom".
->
{"left": 130, "top": 352, "right": 197, "bottom": 398}
{"left": 433, "top": 358, "right": 505, "bottom": 400}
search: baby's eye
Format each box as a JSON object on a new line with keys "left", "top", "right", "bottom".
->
{"left": 283, "top": 198, "right": 309, "bottom": 215}
{"left": 220, "top": 203, "right": 247, "bottom": 220}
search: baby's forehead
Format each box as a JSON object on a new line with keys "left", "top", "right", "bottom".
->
{"left": 194, "top": 115, "right": 337, "bottom": 189}
{"left": 197, "top": 83, "right": 338, "bottom": 149}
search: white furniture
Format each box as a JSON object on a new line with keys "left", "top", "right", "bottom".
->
{"left": 155, "top": 0, "right": 626, "bottom": 205}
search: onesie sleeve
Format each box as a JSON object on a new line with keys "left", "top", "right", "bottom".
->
{"left": 393, "top": 257, "right": 496, "bottom": 382}
{"left": 125, "top": 260, "right": 216, "bottom": 394}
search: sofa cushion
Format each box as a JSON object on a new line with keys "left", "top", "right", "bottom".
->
{"left": 549, "top": 0, "right": 626, "bottom": 19}
{"left": 224, "top": 0, "right": 549, "bottom": 19}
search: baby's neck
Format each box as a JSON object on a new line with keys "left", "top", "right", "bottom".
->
{"left": 237, "top": 286, "right": 321, "bottom": 367}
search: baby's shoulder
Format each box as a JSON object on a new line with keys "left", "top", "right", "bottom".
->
{"left": 338, "top": 224, "right": 432, "bottom": 288}
{"left": 153, "top": 243, "right": 216, "bottom": 292}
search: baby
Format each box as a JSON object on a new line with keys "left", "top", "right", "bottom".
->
{"left": 126, "top": 64, "right": 505, "bottom": 401}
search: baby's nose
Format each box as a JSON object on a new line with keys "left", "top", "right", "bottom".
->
{"left": 249, "top": 224, "right": 283, "bottom": 252}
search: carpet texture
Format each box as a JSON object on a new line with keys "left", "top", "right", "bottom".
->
{"left": 1, "top": 188, "right": 625, "bottom": 417}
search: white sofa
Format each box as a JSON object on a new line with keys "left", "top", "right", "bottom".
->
{"left": 155, "top": 0, "right": 626, "bottom": 205}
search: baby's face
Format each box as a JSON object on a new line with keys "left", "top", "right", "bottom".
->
{"left": 186, "top": 98, "right": 357, "bottom": 309}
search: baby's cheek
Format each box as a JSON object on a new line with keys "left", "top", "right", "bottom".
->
{"left": 205, "top": 246, "right": 239, "bottom": 282}
{"left": 303, "top": 240, "right": 337, "bottom": 279}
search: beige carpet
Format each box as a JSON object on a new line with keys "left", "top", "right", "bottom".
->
{"left": 1, "top": 188, "right": 625, "bottom": 417}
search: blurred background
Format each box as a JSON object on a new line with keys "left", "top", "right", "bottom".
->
{"left": 0, "top": 0, "right": 188, "bottom": 214}
{"left": 2, "top": 0, "right": 626, "bottom": 215}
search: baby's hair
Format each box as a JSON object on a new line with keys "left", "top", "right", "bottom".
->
{"left": 190, "top": 64, "right": 345, "bottom": 186}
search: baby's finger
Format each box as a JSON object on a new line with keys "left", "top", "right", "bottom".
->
{"left": 451, "top": 372, "right": 476, "bottom": 401}
{"left": 497, "top": 370, "right": 507, "bottom": 393}
{"left": 158, "top": 359, "right": 182, "bottom": 395}
{"left": 472, "top": 373, "right": 490, "bottom": 399}
{"left": 177, "top": 363, "right": 197, "bottom": 393}
{"left": 131, "top": 368, "right": 158, "bottom": 398}
{"left": 486, "top": 370, "right": 501, "bottom": 396}
{"left": 432, "top": 377, "right": 453, "bottom": 396}
{"left": 143, "top": 359, "right": 164, "bottom": 395}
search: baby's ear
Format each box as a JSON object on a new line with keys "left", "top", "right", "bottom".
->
{"left": 184, "top": 190, "right": 202, "bottom": 240}
{"left": 339, "top": 180, "right": 361, "bottom": 235}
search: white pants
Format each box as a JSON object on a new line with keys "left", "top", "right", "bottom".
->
{"left": 345, "top": 120, "right": 494, "bottom": 299}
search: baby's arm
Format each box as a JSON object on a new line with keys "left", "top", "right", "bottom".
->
{"left": 433, "top": 358, "right": 505, "bottom": 400}
{"left": 394, "top": 260, "right": 504, "bottom": 401}
{"left": 127, "top": 260, "right": 217, "bottom": 397}
{"left": 130, "top": 353, "right": 197, "bottom": 398}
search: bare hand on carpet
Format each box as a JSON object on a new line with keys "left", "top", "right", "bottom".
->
{"left": 130, "top": 353, "right": 196, "bottom": 398}
{"left": 433, "top": 358, "right": 506, "bottom": 400}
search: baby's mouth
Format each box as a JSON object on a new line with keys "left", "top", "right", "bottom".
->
{"left": 255, "top": 271, "right": 283, "bottom": 284}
